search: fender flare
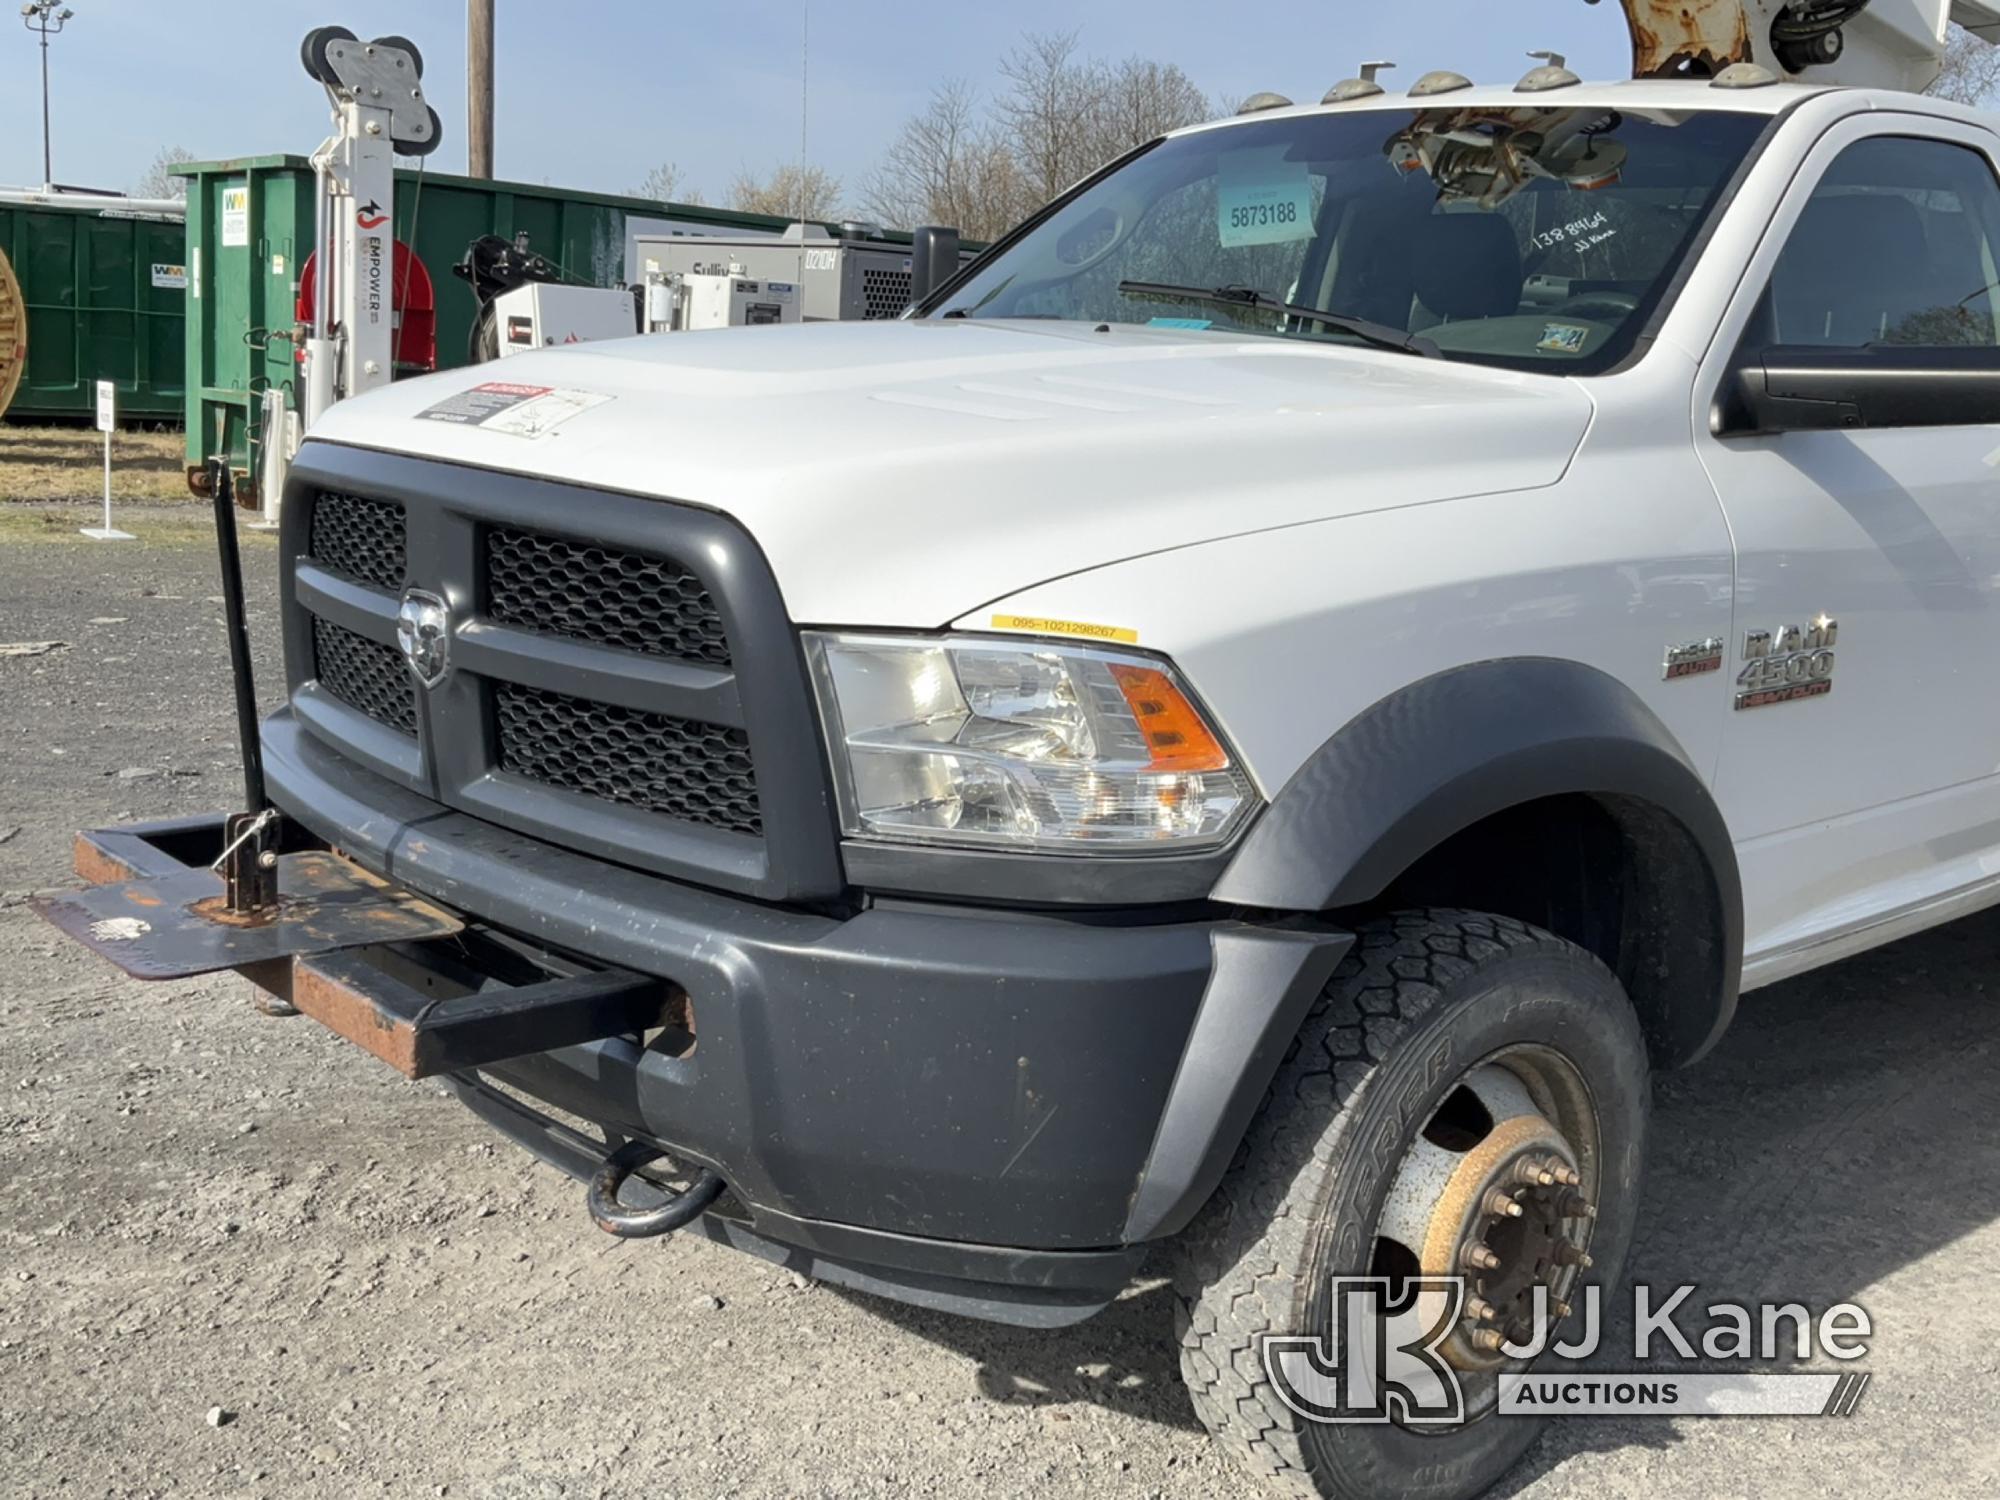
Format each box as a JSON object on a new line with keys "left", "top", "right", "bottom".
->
{"left": 1212, "top": 657, "right": 1743, "bottom": 1060}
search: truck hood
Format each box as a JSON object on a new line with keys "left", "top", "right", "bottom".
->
{"left": 307, "top": 319, "right": 1595, "bottom": 625}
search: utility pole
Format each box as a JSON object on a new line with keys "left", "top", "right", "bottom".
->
{"left": 798, "top": 1, "right": 808, "bottom": 223}
{"left": 467, "top": 0, "right": 494, "bottom": 178}
{"left": 20, "top": 2, "right": 75, "bottom": 191}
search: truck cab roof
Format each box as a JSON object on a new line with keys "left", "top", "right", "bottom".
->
{"left": 1166, "top": 76, "right": 1988, "bottom": 131}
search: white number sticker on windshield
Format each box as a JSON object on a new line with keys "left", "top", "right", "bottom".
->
{"left": 1217, "top": 148, "right": 1316, "bottom": 249}
{"left": 1531, "top": 210, "right": 1617, "bottom": 253}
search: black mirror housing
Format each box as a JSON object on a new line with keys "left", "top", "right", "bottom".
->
{"left": 1714, "top": 345, "right": 2000, "bottom": 436}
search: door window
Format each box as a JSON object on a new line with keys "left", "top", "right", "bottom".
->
{"left": 1758, "top": 135, "right": 2000, "bottom": 350}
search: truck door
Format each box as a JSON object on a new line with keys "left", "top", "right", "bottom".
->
{"left": 1696, "top": 117, "right": 2000, "bottom": 973}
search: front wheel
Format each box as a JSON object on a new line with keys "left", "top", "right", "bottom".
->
{"left": 1173, "top": 910, "right": 1651, "bottom": 1500}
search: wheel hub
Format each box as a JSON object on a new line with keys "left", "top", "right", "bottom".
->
{"left": 1377, "top": 1064, "right": 1597, "bottom": 1373}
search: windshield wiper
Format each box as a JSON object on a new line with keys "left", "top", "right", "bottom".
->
{"left": 1117, "top": 281, "right": 1440, "bottom": 359}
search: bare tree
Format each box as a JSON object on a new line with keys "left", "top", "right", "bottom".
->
{"left": 997, "top": 30, "right": 1106, "bottom": 203}
{"left": 134, "top": 145, "right": 196, "bottom": 201}
{"left": 1093, "top": 57, "right": 1214, "bottom": 162}
{"left": 1927, "top": 23, "right": 2000, "bottom": 106}
{"left": 633, "top": 161, "right": 705, "bottom": 206}
{"left": 729, "top": 163, "right": 843, "bottom": 221}
{"left": 865, "top": 32, "right": 1222, "bottom": 237}
{"left": 864, "top": 81, "right": 1034, "bottom": 241}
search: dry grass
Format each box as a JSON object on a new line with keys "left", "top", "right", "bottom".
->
{"left": 0, "top": 503, "right": 277, "bottom": 545}
{"left": 0, "top": 422, "right": 193, "bottom": 504}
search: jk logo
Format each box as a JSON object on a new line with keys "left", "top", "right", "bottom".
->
{"left": 1262, "top": 1276, "right": 1467, "bottom": 1426}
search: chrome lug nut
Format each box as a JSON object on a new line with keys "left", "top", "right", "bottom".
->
{"left": 1557, "top": 1188, "right": 1596, "bottom": 1220}
{"left": 1462, "top": 1243, "right": 1502, "bottom": 1272}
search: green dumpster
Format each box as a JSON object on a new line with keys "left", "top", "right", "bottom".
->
{"left": 0, "top": 196, "right": 186, "bottom": 423}
{"left": 174, "top": 154, "right": 835, "bottom": 497}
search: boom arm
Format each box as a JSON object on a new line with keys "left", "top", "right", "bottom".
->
{"left": 1605, "top": 0, "right": 2000, "bottom": 90}
{"left": 299, "top": 26, "right": 441, "bottom": 429}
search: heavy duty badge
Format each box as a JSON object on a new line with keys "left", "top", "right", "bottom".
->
{"left": 1736, "top": 616, "right": 1836, "bottom": 710}
{"left": 1663, "top": 637, "right": 1724, "bottom": 680}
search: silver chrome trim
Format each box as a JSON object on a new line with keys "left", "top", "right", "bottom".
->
{"left": 1741, "top": 872, "right": 2000, "bottom": 990}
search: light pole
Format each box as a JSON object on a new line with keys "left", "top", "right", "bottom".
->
{"left": 20, "top": 2, "right": 75, "bottom": 191}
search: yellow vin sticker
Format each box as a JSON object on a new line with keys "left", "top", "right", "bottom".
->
{"left": 990, "top": 614, "right": 1140, "bottom": 645}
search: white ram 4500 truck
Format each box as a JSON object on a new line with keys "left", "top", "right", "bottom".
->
{"left": 42, "top": 25, "right": 2000, "bottom": 1500}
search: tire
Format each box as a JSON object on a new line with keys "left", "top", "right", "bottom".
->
{"left": 372, "top": 34, "right": 424, "bottom": 75}
{"left": 1173, "top": 909, "right": 1651, "bottom": 1500}
{"left": 300, "top": 25, "right": 356, "bottom": 87}
{"left": 469, "top": 303, "right": 501, "bottom": 365}
{"left": 391, "top": 105, "right": 444, "bottom": 158}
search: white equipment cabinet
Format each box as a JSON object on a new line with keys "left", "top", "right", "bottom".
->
{"left": 491, "top": 283, "right": 639, "bottom": 357}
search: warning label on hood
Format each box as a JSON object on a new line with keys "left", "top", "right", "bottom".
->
{"left": 416, "top": 382, "right": 611, "bottom": 439}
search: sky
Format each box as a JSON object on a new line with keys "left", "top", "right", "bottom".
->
{"left": 2, "top": 1, "right": 1634, "bottom": 205}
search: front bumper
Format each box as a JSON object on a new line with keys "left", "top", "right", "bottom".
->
{"left": 134, "top": 714, "right": 1352, "bottom": 1322}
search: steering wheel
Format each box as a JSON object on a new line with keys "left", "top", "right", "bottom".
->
{"left": 1552, "top": 290, "right": 1640, "bottom": 321}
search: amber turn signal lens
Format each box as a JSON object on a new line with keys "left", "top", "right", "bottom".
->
{"left": 1108, "top": 663, "right": 1231, "bottom": 773}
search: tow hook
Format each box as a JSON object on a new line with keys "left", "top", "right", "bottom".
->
{"left": 586, "top": 1140, "right": 726, "bottom": 1238}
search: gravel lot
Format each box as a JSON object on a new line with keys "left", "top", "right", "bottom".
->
{"left": 3, "top": 518, "right": 1998, "bottom": 1499}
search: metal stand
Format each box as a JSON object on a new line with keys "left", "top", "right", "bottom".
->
{"left": 81, "top": 396, "right": 133, "bottom": 541}
{"left": 209, "top": 460, "right": 279, "bottom": 915}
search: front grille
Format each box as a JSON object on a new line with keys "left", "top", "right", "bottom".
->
{"left": 310, "top": 492, "right": 406, "bottom": 591}
{"left": 313, "top": 617, "right": 418, "bottom": 736}
{"left": 282, "top": 451, "right": 841, "bottom": 901}
{"left": 861, "top": 266, "right": 912, "bottom": 319}
{"left": 486, "top": 527, "right": 731, "bottom": 667}
{"left": 494, "top": 683, "right": 761, "bottom": 836}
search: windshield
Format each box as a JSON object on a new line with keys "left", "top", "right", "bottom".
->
{"left": 934, "top": 104, "right": 1771, "bottom": 374}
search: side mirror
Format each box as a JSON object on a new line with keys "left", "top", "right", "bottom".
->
{"left": 1715, "top": 344, "right": 2000, "bottom": 436}
{"left": 910, "top": 225, "right": 962, "bottom": 306}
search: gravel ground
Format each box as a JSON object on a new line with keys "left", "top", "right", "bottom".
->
{"left": 3, "top": 525, "right": 1999, "bottom": 1499}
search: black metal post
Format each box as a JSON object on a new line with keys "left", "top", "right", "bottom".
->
{"left": 21, "top": 4, "right": 72, "bottom": 192}
{"left": 210, "top": 461, "right": 267, "bottom": 813}
{"left": 38, "top": 24, "right": 50, "bottom": 189}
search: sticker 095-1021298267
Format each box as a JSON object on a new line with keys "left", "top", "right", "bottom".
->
{"left": 415, "top": 383, "right": 612, "bottom": 440}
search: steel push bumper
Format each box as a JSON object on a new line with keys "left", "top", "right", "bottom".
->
{"left": 38, "top": 816, "right": 676, "bottom": 1083}
{"left": 42, "top": 813, "right": 735, "bottom": 1239}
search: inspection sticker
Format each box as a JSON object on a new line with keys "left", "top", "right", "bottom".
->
{"left": 990, "top": 614, "right": 1139, "bottom": 645}
{"left": 416, "top": 382, "right": 611, "bottom": 439}
{"left": 1538, "top": 323, "right": 1591, "bottom": 354}
{"left": 1217, "top": 146, "right": 1315, "bottom": 249}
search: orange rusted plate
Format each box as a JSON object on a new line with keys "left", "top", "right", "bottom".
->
{"left": 290, "top": 949, "right": 668, "bottom": 1080}
{"left": 32, "top": 852, "right": 463, "bottom": 981}
{"left": 1620, "top": 0, "right": 1755, "bottom": 76}
{"left": 73, "top": 830, "right": 149, "bottom": 888}
{"left": 291, "top": 952, "right": 427, "bottom": 1076}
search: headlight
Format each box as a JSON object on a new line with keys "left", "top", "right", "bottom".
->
{"left": 804, "top": 632, "right": 1256, "bottom": 854}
